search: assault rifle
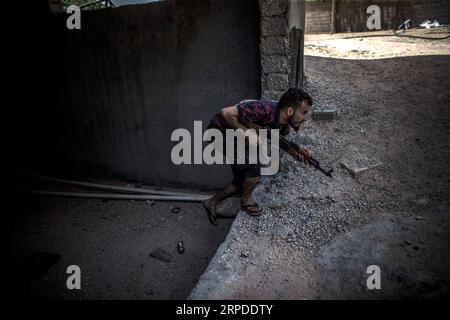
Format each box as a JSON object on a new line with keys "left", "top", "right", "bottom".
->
{"left": 278, "top": 135, "right": 333, "bottom": 178}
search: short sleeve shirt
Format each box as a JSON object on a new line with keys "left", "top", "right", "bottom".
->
{"left": 208, "top": 99, "right": 289, "bottom": 136}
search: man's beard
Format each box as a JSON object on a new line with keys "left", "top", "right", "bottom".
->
{"left": 288, "top": 117, "right": 300, "bottom": 132}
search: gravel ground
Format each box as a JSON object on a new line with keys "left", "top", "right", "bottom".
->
{"left": 190, "top": 29, "right": 450, "bottom": 299}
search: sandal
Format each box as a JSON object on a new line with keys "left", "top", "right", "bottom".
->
{"left": 241, "top": 203, "right": 263, "bottom": 216}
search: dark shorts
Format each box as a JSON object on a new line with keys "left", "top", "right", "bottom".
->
{"left": 206, "top": 132, "right": 261, "bottom": 189}
{"left": 231, "top": 162, "right": 260, "bottom": 190}
{"left": 207, "top": 116, "right": 262, "bottom": 188}
{"left": 227, "top": 137, "right": 261, "bottom": 189}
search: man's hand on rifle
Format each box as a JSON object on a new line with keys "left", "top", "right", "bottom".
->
{"left": 289, "top": 147, "right": 311, "bottom": 164}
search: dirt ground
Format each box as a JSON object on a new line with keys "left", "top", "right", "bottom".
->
{"left": 191, "top": 28, "right": 450, "bottom": 299}
{"left": 305, "top": 27, "right": 450, "bottom": 59}
{"left": 8, "top": 190, "right": 233, "bottom": 299}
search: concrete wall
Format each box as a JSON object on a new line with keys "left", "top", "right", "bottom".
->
{"left": 305, "top": 0, "right": 450, "bottom": 34}
{"left": 34, "top": 0, "right": 261, "bottom": 189}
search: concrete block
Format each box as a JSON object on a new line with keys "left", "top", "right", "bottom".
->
{"left": 261, "top": 89, "right": 285, "bottom": 101}
{"left": 261, "top": 16, "right": 288, "bottom": 36}
{"left": 267, "top": 73, "right": 289, "bottom": 91}
{"left": 261, "top": 54, "right": 289, "bottom": 73}
{"left": 261, "top": 36, "right": 289, "bottom": 55}
{"left": 313, "top": 109, "right": 336, "bottom": 121}
{"left": 260, "top": 0, "right": 287, "bottom": 16}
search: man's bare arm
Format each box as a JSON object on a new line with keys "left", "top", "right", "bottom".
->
{"left": 220, "top": 106, "right": 259, "bottom": 144}
{"left": 220, "top": 106, "right": 248, "bottom": 131}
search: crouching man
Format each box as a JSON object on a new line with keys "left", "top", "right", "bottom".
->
{"left": 203, "top": 88, "right": 313, "bottom": 225}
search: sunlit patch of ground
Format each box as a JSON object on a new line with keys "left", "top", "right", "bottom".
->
{"left": 305, "top": 27, "right": 450, "bottom": 59}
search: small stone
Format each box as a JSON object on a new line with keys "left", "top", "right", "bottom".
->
{"left": 240, "top": 251, "right": 249, "bottom": 259}
{"left": 177, "top": 241, "right": 185, "bottom": 254}
{"left": 171, "top": 207, "right": 180, "bottom": 214}
{"left": 417, "top": 198, "right": 428, "bottom": 205}
{"left": 415, "top": 215, "right": 424, "bottom": 221}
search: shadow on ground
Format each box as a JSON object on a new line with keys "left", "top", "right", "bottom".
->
{"left": 8, "top": 192, "right": 235, "bottom": 299}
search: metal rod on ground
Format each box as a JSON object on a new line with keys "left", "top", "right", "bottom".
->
{"left": 29, "top": 174, "right": 211, "bottom": 198}
{"left": 29, "top": 190, "right": 209, "bottom": 202}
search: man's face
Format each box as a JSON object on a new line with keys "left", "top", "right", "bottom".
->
{"left": 287, "top": 101, "right": 311, "bottom": 131}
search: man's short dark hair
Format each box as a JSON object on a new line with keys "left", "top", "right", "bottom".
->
{"left": 278, "top": 88, "right": 313, "bottom": 110}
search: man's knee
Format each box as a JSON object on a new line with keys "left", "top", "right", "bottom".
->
{"left": 244, "top": 165, "right": 261, "bottom": 179}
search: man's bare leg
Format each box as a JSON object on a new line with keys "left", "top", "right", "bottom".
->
{"left": 240, "top": 176, "right": 262, "bottom": 215}
{"left": 202, "top": 183, "right": 238, "bottom": 224}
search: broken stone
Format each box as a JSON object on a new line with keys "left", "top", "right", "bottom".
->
{"left": 149, "top": 248, "right": 172, "bottom": 263}
{"left": 271, "top": 225, "right": 292, "bottom": 239}
{"left": 415, "top": 215, "right": 424, "bottom": 221}
{"left": 340, "top": 161, "right": 383, "bottom": 178}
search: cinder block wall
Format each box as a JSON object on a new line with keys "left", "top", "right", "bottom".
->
{"left": 259, "top": 0, "right": 306, "bottom": 100}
